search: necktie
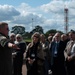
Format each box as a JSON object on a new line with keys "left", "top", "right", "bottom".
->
{"left": 54, "top": 43, "right": 59, "bottom": 56}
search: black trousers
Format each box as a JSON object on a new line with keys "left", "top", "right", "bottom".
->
{"left": 66, "top": 60, "right": 75, "bottom": 75}
{"left": 51, "top": 57, "right": 67, "bottom": 75}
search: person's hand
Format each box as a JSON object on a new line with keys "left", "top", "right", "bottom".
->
{"left": 12, "top": 44, "right": 20, "bottom": 49}
{"left": 27, "top": 58, "right": 35, "bottom": 64}
{"left": 29, "top": 59, "right": 35, "bottom": 64}
{"left": 8, "top": 43, "right": 20, "bottom": 49}
{"left": 67, "top": 56, "right": 72, "bottom": 61}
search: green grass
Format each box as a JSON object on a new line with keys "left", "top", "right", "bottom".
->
{"left": 24, "top": 38, "right": 32, "bottom": 42}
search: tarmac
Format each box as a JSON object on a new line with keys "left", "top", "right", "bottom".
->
{"left": 22, "top": 64, "right": 27, "bottom": 75}
{"left": 22, "top": 52, "right": 27, "bottom": 75}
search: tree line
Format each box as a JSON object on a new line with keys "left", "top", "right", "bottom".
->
{"left": 11, "top": 25, "right": 63, "bottom": 39}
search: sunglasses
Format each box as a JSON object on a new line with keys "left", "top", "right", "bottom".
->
{"left": 34, "top": 36, "right": 39, "bottom": 38}
{"left": 55, "top": 36, "right": 60, "bottom": 37}
{"left": 11, "top": 36, "right": 15, "bottom": 38}
{"left": 6, "top": 28, "right": 9, "bottom": 31}
{"left": 17, "top": 37, "right": 21, "bottom": 39}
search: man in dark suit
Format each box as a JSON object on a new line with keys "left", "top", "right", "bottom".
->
{"left": 50, "top": 32, "right": 66, "bottom": 75}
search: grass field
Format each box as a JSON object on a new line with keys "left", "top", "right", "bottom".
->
{"left": 24, "top": 38, "right": 31, "bottom": 42}
{"left": 24, "top": 38, "right": 31, "bottom": 45}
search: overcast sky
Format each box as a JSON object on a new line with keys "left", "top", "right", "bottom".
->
{"left": 0, "top": 0, "right": 75, "bottom": 33}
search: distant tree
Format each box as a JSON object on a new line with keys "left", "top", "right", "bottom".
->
{"left": 30, "top": 25, "right": 44, "bottom": 34}
{"left": 45, "top": 29, "right": 63, "bottom": 38}
{"left": 23, "top": 32, "right": 31, "bottom": 38}
{"left": 57, "top": 30, "right": 63, "bottom": 34}
{"left": 11, "top": 26, "right": 25, "bottom": 35}
{"left": 45, "top": 29, "right": 57, "bottom": 37}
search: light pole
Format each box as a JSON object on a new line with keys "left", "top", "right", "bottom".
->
{"left": 32, "top": 18, "right": 33, "bottom": 30}
{"left": 64, "top": 7, "right": 69, "bottom": 34}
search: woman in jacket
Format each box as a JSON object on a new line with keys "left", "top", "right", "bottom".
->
{"left": 13, "top": 34, "right": 26, "bottom": 75}
{"left": 26, "top": 32, "right": 45, "bottom": 75}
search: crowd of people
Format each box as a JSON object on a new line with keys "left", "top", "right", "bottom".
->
{"left": 0, "top": 22, "right": 75, "bottom": 75}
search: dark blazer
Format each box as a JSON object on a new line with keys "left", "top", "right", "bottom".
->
{"left": 50, "top": 41, "right": 65, "bottom": 65}
{"left": 13, "top": 41, "right": 26, "bottom": 75}
{"left": 50, "top": 41, "right": 66, "bottom": 75}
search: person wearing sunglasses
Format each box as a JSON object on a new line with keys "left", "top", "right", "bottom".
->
{"left": 0, "top": 22, "right": 19, "bottom": 75}
{"left": 25, "top": 32, "right": 45, "bottom": 75}
{"left": 13, "top": 34, "right": 26, "bottom": 75}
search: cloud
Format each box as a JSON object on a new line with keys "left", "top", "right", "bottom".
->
{"left": 41, "top": 1, "right": 65, "bottom": 14}
{"left": 0, "top": 1, "right": 75, "bottom": 33}
{"left": 0, "top": 5, "right": 20, "bottom": 21}
{"left": 40, "top": 0, "right": 75, "bottom": 32}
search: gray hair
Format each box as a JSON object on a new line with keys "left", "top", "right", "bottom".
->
{"left": 10, "top": 33, "right": 15, "bottom": 37}
{"left": 16, "top": 34, "right": 22, "bottom": 38}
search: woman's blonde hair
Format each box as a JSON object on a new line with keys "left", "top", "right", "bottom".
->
{"left": 31, "top": 32, "right": 40, "bottom": 41}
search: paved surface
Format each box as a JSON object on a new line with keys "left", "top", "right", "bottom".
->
{"left": 22, "top": 52, "right": 28, "bottom": 75}
{"left": 22, "top": 64, "right": 27, "bottom": 75}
